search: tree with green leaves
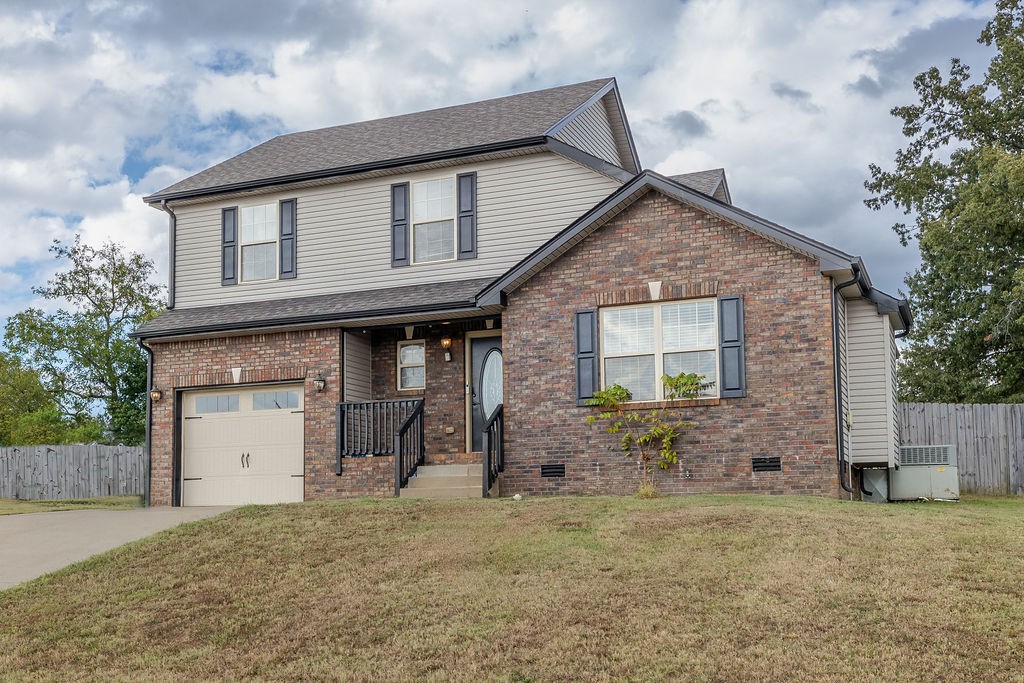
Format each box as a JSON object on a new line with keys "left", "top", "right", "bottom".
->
{"left": 3, "top": 238, "right": 163, "bottom": 444}
{"left": 585, "top": 372, "right": 703, "bottom": 497}
{"left": 865, "top": 0, "right": 1024, "bottom": 403}
{"left": 0, "top": 352, "right": 103, "bottom": 446}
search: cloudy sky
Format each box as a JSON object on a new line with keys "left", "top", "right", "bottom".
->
{"left": 0, "top": 0, "right": 996, "bottom": 320}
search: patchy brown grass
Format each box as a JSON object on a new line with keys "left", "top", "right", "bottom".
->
{"left": 0, "top": 495, "right": 142, "bottom": 516}
{"left": 1, "top": 494, "right": 1023, "bottom": 681}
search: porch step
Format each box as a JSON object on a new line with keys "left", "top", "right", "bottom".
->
{"left": 414, "top": 464, "right": 482, "bottom": 477}
{"left": 400, "top": 464, "right": 482, "bottom": 499}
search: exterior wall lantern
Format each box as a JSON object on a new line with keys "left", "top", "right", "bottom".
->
{"left": 440, "top": 337, "right": 453, "bottom": 362}
{"left": 313, "top": 373, "right": 327, "bottom": 393}
{"left": 149, "top": 388, "right": 163, "bottom": 403}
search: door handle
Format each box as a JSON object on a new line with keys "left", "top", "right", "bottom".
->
{"left": 245, "top": 453, "right": 251, "bottom": 468}
{"left": 241, "top": 453, "right": 245, "bottom": 468}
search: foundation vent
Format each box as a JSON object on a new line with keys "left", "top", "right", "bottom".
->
{"left": 751, "top": 457, "right": 782, "bottom": 473}
{"left": 540, "top": 463, "right": 566, "bottom": 478}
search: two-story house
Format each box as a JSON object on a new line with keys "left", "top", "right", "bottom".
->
{"left": 134, "top": 78, "right": 911, "bottom": 506}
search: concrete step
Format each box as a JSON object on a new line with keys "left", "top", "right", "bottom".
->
{"left": 406, "top": 475, "right": 478, "bottom": 489}
{"left": 398, "top": 464, "right": 483, "bottom": 498}
{"left": 400, "top": 486, "right": 480, "bottom": 499}
{"left": 414, "top": 464, "right": 482, "bottom": 478}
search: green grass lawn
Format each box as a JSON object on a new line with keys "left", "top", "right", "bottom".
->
{"left": 0, "top": 495, "right": 143, "bottom": 516}
{"left": 1, "top": 494, "right": 1023, "bottom": 681}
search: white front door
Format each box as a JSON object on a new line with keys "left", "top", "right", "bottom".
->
{"left": 181, "top": 385, "right": 304, "bottom": 506}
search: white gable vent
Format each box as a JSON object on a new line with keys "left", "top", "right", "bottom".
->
{"left": 899, "top": 445, "right": 957, "bottom": 467}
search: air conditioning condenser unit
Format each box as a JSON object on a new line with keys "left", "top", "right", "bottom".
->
{"left": 889, "top": 445, "right": 959, "bottom": 501}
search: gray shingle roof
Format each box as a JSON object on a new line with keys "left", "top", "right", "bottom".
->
{"left": 146, "top": 79, "right": 615, "bottom": 202}
{"left": 133, "top": 277, "right": 494, "bottom": 339}
{"left": 669, "top": 168, "right": 726, "bottom": 197}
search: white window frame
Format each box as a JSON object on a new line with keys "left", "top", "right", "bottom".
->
{"left": 238, "top": 201, "right": 278, "bottom": 283}
{"left": 410, "top": 175, "right": 457, "bottom": 265}
{"left": 397, "top": 339, "right": 426, "bottom": 391}
{"left": 599, "top": 299, "right": 720, "bottom": 401}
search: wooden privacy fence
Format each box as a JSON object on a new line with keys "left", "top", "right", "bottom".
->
{"left": 0, "top": 444, "right": 145, "bottom": 500}
{"left": 899, "top": 403, "right": 1024, "bottom": 496}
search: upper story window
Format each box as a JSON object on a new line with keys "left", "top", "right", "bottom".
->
{"left": 390, "top": 173, "right": 475, "bottom": 268}
{"left": 600, "top": 299, "right": 719, "bottom": 401}
{"left": 411, "top": 178, "right": 455, "bottom": 263}
{"left": 221, "top": 199, "right": 296, "bottom": 286}
{"left": 240, "top": 203, "right": 277, "bottom": 282}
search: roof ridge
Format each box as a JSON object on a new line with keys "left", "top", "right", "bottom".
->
{"left": 275, "top": 77, "right": 615, "bottom": 140}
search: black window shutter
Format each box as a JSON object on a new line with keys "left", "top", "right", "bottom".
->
{"left": 718, "top": 296, "right": 746, "bottom": 398}
{"left": 575, "top": 309, "right": 599, "bottom": 406}
{"left": 279, "top": 198, "right": 297, "bottom": 279}
{"left": 221, "top": 207, "right": 237, "bottom": 286}
{"left": 456, "top": 172, "right": 477, "bottom": 260}
{"left": 391, "top": 183, "right": 410, "bottom": 267}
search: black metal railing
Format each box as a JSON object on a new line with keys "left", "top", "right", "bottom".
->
{"left": 394, "top": 401, "right": 425, "bottom": 496}
{"left": 482, "top": 404, "right": 504, "bottom": 497}
{"left": 336, "top": 399, "right": 421, "bottom": 474}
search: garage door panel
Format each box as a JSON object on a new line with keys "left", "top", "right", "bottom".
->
{"left": 183, "top": 477, "right": 250, "bottom": 507}
{"left": 181, "top": 384, "right": 304, "bottom": 506}
{"left": 249, "top": 475, "right": 305, "bottom": 505}
{"left": 246, "top": 445, "right": 303, "bottom": 477}
{"left": 181, "top": 447, "right": 248, "bottom": 479}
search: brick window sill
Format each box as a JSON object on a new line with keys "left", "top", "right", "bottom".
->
{"left": 618, "top": 397, "right": 721, "bottom": 410}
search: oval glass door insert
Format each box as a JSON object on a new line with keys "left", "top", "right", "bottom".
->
{"left": 480, "top": 348, "right": 503, "bottom": 420}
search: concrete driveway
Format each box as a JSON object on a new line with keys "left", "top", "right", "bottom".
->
{"left": 0, "top": 507, "right": 230, "bottom": 591}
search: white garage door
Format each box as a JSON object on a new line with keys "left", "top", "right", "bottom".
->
{"left": 181, "top": 384, "right": 304, "bottom": 506}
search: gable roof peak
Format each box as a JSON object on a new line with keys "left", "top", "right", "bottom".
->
{"left": 144, "top": 77, "right": 625, "bottom": 203}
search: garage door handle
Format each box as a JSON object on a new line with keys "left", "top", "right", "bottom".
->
{"left": 245, "top": 453, "right": 251, "bottom": 468}
{"left": 241, "top": 453, "right": 245, "bottom": 468}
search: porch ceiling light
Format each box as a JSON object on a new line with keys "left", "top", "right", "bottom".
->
{"left": 313, "top": 373, "right": 327, "bottom": 393}
{"left": 149, "top": 388, "right": 163, "bottom": 402}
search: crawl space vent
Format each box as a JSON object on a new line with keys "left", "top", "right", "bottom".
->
{"left": 751, "top": 457, "right": 782, "bottom": 473}
{"left": 540, "top": 463, "right": 566, "bottom": 478}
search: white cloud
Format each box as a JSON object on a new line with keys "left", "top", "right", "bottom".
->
{"left": 0, "top": 0, "right": 1000, "bottom": 324}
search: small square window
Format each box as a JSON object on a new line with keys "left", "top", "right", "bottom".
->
{"left": 397, "top": 340, "right": 426, "bottom": 390}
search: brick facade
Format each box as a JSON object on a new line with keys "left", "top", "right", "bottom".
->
{"left": 501, "top": 191, "right": 841, "bottom": 497}
{"left": 149, "top": 329, "right": 392, "bottom": 506}
{"left": 148, "top": 192, "right": 842, "bottom": 503}
{"left": 371, "top": 323, "right": 499, "bottom": 465}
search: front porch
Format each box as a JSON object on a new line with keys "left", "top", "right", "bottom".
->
{"left": 335, "top": 318, "right": 505, "bottom": 498}
{"left": 336, "top": 398, "right": 504, "bottom": 499}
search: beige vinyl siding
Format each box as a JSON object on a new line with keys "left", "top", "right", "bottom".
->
{"left": 836, "top": 293, "right": 851, "bottom": 460}
{"left": 172, "top": 152, "right": 621, "bottom": 308}
{"left": 847, "top": 298, "right": 899, "bottom": 466}
{"left": 886, "top": 317, "right": 901, "bottom": 467}
{"left": 343, "top": 331, "right": 372, "bottom": 402}
{"left": 554, "top": 97, "right": 622, "bottom": 167}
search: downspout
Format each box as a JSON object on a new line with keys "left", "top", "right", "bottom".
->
{"left": 159, "top": 200, "right": 176, "bottom": 309}
{"left": 833, "top": 265, "right": 862, "bottom": 495}
{"left": 139, "top": 340, "right": 154, "bottom": 508}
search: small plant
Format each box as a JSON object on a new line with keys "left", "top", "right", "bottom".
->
{"left": 584, "top": 372, "right": 705, "bottom": 496}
